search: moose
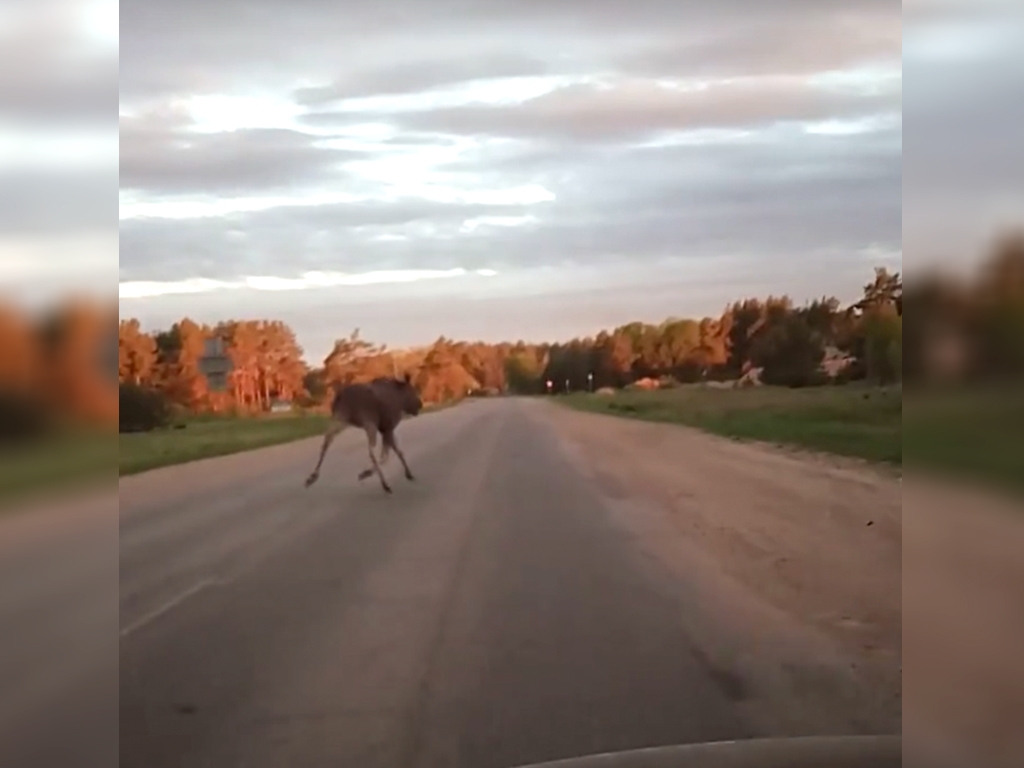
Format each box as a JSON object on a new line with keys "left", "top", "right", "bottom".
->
{"left": 304, "top": 373, "right": 423, "bottom": 494}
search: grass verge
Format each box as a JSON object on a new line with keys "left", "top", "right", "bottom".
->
{"left": 1, "top": 433, "right": 118, "bottom": 507}
{"left": 119, "top": 400, "right": 462, "bottom": 477}
{"left": 902, "top": 384, "right": 1024, "bottom": 495}
{"left": 2, "top": 400, "right": 465, "bottom": 505}
{"left": 560, "top": 384, "right": 902, "bottom": 465}
{"left": 119, "top": 413, "right": 331, "bottom": 476}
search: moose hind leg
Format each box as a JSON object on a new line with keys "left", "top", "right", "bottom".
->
{"left": 364, "top": 427, "right": 392, "bottom": 493}
{"left": 359, "top": 432, "right": 391, "bottom": 481}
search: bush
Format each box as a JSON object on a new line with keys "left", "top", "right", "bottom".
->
{"left": 760, "top": 366, "right": 830, "bottom": 388}
{"left": 0, "top": 390, "right": 51, "bottom": 443}
{"left": 832, "top": 358, "right": 867, "bottom": 385}
{"left": 119, "top": 384, "right": 172, "bottom": 433}
{"left": 752, "top": 314, "right": 827, "bottom": 389}
{"left": 887, "top": 340, "right": 902, "bottom": 382}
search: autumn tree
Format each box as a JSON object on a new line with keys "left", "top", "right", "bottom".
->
{"left": 750, "top": 309, "right": 828, "bottom": 387}
{"left": 322, "top": 328, "right": 385, "bottom": 387}
{"left": 0, "top": 306, "right": 47, "bottom": 440}
{"left": 154, "top": 318, "right": 209, "bottom": 409}
{"left": 33, "top": 301, "right": 118, "bottom": 426}
{"left": 972, "top": 233, "right": 1024, "bottom": 377}
{"left": 416, "top": 338, "right": 479, "bottom": 403}
{"left": 505, "top": 344, "right": 548, "bottom": 393}
{"left": 119, "top": 318, "right": 158, "bottom": 385}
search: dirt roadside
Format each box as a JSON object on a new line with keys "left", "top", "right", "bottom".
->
{"left": 535, "top": 401, "right": 902, "bottom": 737}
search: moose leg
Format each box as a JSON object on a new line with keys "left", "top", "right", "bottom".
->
{"left": 358, "top": 435, "right": 391, "bottom": 480}
{"left": 305, "top": 419, "right": 344, "bottom": 488}
{"left": 364, "top": 426, "right": 392, "bottom": 494}
{"left": 357, "top": 443, "right": 384, "bottom": 481}
{"left": 385, "top": 431, "right": 415, "bottom": 481}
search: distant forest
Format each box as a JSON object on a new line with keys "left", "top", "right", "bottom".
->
{"left": 5, "top": 231, "right": 1020, "bottom": 435}
{"left": 116, "top": 266, "right": 909, "bottom": 415}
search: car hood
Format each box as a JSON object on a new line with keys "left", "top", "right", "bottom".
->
{"left": 510, "top": 735, "right": 901, "bottom": 768}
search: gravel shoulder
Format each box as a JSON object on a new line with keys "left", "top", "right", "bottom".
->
{"left": 537, "top": 399, "right": 902, "bottom": 736}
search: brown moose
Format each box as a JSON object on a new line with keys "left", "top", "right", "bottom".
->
{"left": 304, "top": 374, "right": 422, "bottom": 494}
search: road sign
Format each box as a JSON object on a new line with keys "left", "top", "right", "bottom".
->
{"left": 199, "top": 335, "right": 233, "bottom": 392}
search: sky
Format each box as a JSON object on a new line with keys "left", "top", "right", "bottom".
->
{"left": 0, "top": 1, "right": 118, "bottom": 307}
{"left": 7, "top": 1, "right": 1023, "bottom": 363}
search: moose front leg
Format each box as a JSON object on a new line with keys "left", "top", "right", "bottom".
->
{"left": 305, "top": 419, "right": 344, "bottom": 488}
{"left": 386, "top": 431, "right": 415, "bottom": 481}
{"left": 359, "top": 437, "right": 392, "bottom": 480}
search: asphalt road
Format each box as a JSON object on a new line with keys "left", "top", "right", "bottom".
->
{"left": 0, "top": 397, "right": 897, "bottom": 768}
{"left": 117, "top": 398, "right": 759, "bottom": 768}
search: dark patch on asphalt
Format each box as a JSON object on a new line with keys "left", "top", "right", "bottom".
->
{"left": 690, "top": 647, "right": 749, "bottom": 702}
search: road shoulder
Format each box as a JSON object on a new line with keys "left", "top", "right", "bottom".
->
{"left": 533, "top": 400, "right": 902, "bottom": 735}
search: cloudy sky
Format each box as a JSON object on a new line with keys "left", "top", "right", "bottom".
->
{"left": 0, "top": 1, "right": 117, "bottom": 309}
{"left": 10, "top": 0, "right": 1000, "bottom": 360}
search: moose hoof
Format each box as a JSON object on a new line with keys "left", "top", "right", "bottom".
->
{"left": 304, "top": 473, "right": 318, "bottom": 488}
{"left": 382, "top": 485, "right": 393, "bottom": 494}
{"left": 405, "top": 472, "right": 415, "bottom": 481}
{"left": 358, "top": 469, "right": 374, "bottom": 481}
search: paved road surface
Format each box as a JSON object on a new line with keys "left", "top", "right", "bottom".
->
{"left": 3, "top": 397, "right": 901, "bottom": 768}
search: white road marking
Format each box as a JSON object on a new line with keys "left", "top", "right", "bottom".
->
{"left": 119, "top": 578, "right": 222, "bottom": 638}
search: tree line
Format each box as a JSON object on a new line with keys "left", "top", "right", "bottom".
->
{"left": 114, "top": 265, "right": 906, "bottom": 428}
{"left": 8, "top": 231, "right": 1022, "bottom": 438}
{"left": 1, "top": 299, "right": 118, "bottom": 440}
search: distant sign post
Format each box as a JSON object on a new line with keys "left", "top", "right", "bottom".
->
{"left": 587, "top": 372, "right": 594, "bottom": 392}
{"left": 199, "top": 335, "right": 233, "bottom": 392}
{"left": 546, "top": 379, "right": 553, "bottom": 394}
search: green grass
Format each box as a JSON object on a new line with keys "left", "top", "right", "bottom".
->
{"left": 560, "top": 384, "right": 903, "bottom": 465}
{"left": 1, "top": 433, "right": 118, "bottom": 506}
{"left": 902, "top": 384, "right": 1024, "bottom": 495}
{"left": 119, "top": 413, "right": 331, "bottom": 476}
{"left": 2, "top": 400, "right": 465, "bottom": 506}
{"left": 119, "top": 400, "right": 462, "bottom": 477}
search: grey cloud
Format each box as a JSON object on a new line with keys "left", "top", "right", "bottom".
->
{"left": 120, "top": 127, "right": 899, "bottom": 283}
{"left": 294, "top": 54, "right": 550, "bottom": 104}
{"left": 0, "top": 5, "right": 116, "bottom": 125}
{"left": 121, "top": 0, "right": 898, "bottom": 102}
{"left": 383, "top": 80, "right": 900, "bottom": 142}
{"left": 619, "top": 12, "right": 898, "bottom": 79}
{"left": 245, "top": 199, "right": 540, "bottom": 232}
{"left": 118, "top": 198, "right": 547, "bottom": 281}
{"left": 0, "top": 57, "right": 117, "bottom": 126}
{"left": 905, "top": 42, "right": 1024, "bottom": 193}
{"left": 120, "top": 115, "right": 366, "bottom": 194}
{"left": 902, "top": 4, "right": 1024, "bottom": 267}
{"left": 443, "top": 119, "right": 901, "bottom": 189}
{"left": 1, "top": 171, "right": 116, "bottom": 235}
